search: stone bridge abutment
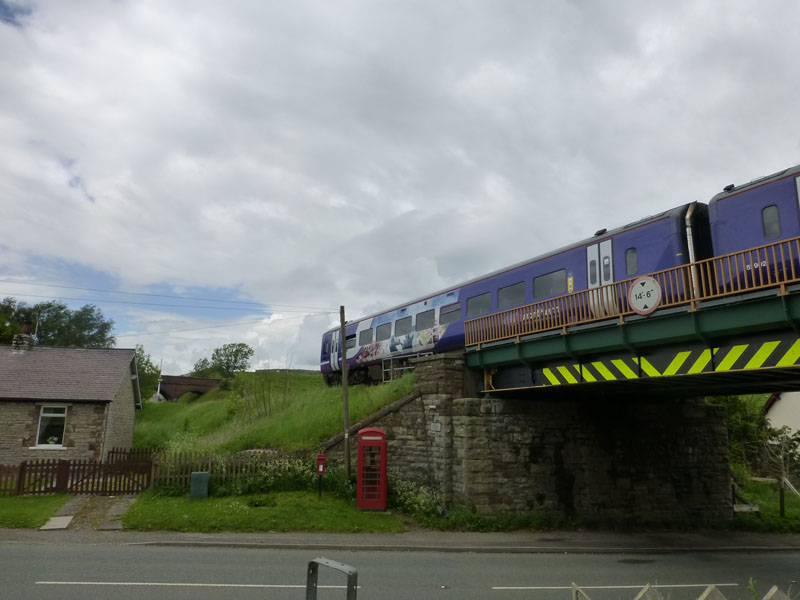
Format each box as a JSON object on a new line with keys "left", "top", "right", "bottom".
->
{"left": 323, "top": 352, "right": 732, "bottom": 522}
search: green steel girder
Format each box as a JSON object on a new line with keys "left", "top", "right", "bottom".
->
{"left": 465, "top": 290, "right": 800, "bottom": 370}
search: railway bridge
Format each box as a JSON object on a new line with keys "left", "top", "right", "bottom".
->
{"left": 464, "top": 235, "right": 800, "bottom": 398}
{"left": 326, "top": 237, "right": 800, "bottom": 522}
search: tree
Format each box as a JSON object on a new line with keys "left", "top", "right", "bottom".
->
{"left": 0, "top": 297, "right": 115, "bottom": 347}
{"left": 135, "top": 345, "right": 161, "bottom": 400}
{"left": 191, "top": 358, "right": 217, "bottom": 378}
{"left": 211, "top": 343, "right": 254, "bottom": 377}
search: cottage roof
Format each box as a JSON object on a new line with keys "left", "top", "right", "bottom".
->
{"left": 0, "top": 346, "right": 136, "bottom": 402}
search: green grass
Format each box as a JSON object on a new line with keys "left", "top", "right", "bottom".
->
{"left": 122, "top": 490, "right": 406, "bottom": 533}
{"left": 134, "top": 371, "right": 415, "bottom": 452}
{"left": 733, "top": 478, "right": 800, "bottom": 532}
{"left": 0, "top": 494, "right": 70, "bottom": 528}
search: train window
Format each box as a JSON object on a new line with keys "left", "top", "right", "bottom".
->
{"left": 602, "top": 257, "right": 611, "bottom": 281}
{"left": 376, "top": 322, "right": 392, "bottom": 342}
{"left": 323, "top": 341, "right": 329, "bottom": 354}
{"left": 498, "top": 282, "right": 525, "bottom": 310}
{"left": 416, "top": 309, "right": 434, "bottom": 330}
{"left": 346, "top": 335, "right": 356, "bottom": 349}
{"left": 625, "top": 248, "right": 638, "bottom": 276}
{"left": 588, "top": 260, "right": 597, "bottom": 285}
{"left": 359, "top": 329, "right": 373, "bottom": 346}
{"left": 533, "top": 269, "right": 566, "bottom": 299}
{"left": 395, "top": 316, "right": 412, "bottom": 336}
{"left": 439, "top": 302, "right": 461, "bottom": 325}
{"left": 763, "top": 205, "right": 781, "bottom": 239}
{"left": 466, "top": 292, "right": 492, "bottom": 318}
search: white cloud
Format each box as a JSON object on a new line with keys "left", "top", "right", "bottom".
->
{"left": 1, "top": 0, "right": 800, "bottom": 372}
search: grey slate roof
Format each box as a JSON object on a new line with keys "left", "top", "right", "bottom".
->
{"left": 0, "top": 346, "right": 135, "bottom": 402}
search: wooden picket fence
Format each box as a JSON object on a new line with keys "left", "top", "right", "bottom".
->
{"left": 0, "top": 450, "right": 153, "bottom": 496}
{"left": 151, "top": 451, "right": 283, "bottom": 489}
{"left": 0, "top": 449, "right": 302, "bottom": 496}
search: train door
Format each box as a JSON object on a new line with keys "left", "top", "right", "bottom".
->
{"left": 329, "top": 330, "right": 340, "bottom": 371}
{"left": 587, "top": 240, "right": 618, "bottom": 317}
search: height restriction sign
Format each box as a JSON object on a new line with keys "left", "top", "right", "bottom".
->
{"left": 627, "top": 276, "right": 662, "bottom": 315}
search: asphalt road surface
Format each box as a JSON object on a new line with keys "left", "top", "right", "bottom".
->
{"left": 1, "top": 542, "right": 798, "bottom": 600}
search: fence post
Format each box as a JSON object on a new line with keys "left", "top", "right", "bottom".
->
{"left": 55, "top": 459, "right": 70, "bottom": 493}
{"left": 15, "top": 461, "right": 27, "bottom": 496}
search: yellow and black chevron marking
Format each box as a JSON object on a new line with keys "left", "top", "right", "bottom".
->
{"left": 534, "top": 334, "right": 800, "bottom": 387}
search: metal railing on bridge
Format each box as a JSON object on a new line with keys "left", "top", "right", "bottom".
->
{"left": 465, "top": 236, "right": 800, "bottom": 348}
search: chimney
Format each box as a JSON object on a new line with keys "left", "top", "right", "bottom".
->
{"left": 11, "top": 320, "right": 35, "bottom": 352}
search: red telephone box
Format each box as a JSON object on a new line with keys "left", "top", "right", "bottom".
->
{"left": 357, "top": 427, "right": 387, "bottom": 510}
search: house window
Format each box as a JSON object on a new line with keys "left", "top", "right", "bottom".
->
{"left": 37, "top": 406, "right": 67, "bottom": 446}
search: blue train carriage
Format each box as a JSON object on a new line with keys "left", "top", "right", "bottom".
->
{"left": 707, "top": 164, "right": 800, "bottom": 291}
{"left": 459, "top": 202, "right": 707, "bottom": 345}
{"left": 320, "top": 202, "right": 706, "bottom": 385}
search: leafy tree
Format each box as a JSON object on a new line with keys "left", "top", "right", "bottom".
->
{"left": 135, "top": 345, "right": 161, "bottom": 400}
{"left": 0, "top": 297, "right": 115, "bottom": 347}
{"left": 707, "top": 394, "right": 771, "bottom": 468}
{"left": 191, "top": 358, "right": 217, "bottom": 378}
{"left": 211, "top": 343, "right": 255, "bottom": 377}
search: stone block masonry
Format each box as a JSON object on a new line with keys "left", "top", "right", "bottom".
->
{"left": 323, "top": 352, "right": 732, "bottom": 522}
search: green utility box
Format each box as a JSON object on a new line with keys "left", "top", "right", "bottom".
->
{"left": 190, "top": 471, "right": 209, "bottom": 499}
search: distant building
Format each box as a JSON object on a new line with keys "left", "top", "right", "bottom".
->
{"left": 764, "top": 392, "right": 800, "bottom": 434}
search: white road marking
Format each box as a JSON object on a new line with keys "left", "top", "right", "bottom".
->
{"left": 37, "top": 581, "right": 352, "bottom": 589}
{"left": 493, "top": 583, "right": 739, "bottom": 590}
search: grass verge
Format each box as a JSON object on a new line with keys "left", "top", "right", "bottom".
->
{"left": 733, "top": 478, "right": 800, "bottom": 532}
{"left": 122, "top": 490, "right": 406, "bottom": 533}
{"left": 0, "top": 494, "right": 69, "bottom": 528}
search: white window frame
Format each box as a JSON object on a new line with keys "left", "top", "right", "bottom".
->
{"left": 34, "top": 405, "right": 68, "bottom": 448}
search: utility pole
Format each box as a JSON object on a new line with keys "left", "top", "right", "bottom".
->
{"left": 340, "top": 305, "right": 351, "bottom": 480}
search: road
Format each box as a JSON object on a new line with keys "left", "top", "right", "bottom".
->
{"left": 0, "top": 542, "right": 798, "bottom": 600}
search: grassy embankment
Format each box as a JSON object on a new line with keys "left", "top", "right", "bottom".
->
{"left": 134, "top": 371, "right": 414, "bottom": 452}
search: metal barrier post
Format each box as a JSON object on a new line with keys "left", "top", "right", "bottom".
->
{"left": 306, "top": 557, "right": 358, "bottom": 600}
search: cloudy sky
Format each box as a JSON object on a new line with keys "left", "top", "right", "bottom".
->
{"left": 1, "top": 0, "right": 799, "bottom": 375}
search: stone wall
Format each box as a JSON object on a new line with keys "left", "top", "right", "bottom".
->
{"left": 101, "top": 376, "right": 136, "bottom": 459}
{"left": 323, "top": 352, "right": 733, "bottom": 522}
{"left": 0, "top": 401, "right": 108, "bottom": 464}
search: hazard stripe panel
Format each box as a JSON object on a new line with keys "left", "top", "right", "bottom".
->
{"left": 530, "top": 333, "right": 800, "bottom": 387}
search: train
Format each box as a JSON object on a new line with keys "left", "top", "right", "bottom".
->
{"left": 321, "top": 163, "right": 800, "bottom": 386}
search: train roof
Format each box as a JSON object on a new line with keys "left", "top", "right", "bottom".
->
{"left": 708, "top": 163, "right": 800, "bottom": 205}
{"left": 325, "top": 202, "right": 693, "bottom": 333}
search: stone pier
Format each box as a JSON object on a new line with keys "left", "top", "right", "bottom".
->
{"left": 323, "top": 352, "right": 732, "bottom": 522}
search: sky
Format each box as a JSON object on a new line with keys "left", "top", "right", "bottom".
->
{"left": 1, "top": 0, "right": 799, "bottom": 375}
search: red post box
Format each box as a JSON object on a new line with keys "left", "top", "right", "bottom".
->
{"left": 316, "top": 454, "right": 327, "bottom": 475}
{"left": 357, "top": 427, "right": 387, "bottom": 510}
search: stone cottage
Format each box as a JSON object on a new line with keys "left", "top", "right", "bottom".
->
{"left": 0, "top": 331, "right": 142, "bottom": 464}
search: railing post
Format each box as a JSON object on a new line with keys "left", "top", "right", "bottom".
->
{"left": 306, "top": 557, "right": 358, "bottom": 600}
{"left": 55, "top": 459, "right": 70, "bottom": 493}
{"left": 15, "top": 461, "right": 27, "bottom": 496}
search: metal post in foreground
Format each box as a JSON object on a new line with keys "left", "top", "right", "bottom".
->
{"left": 340, "top": 305, "right": 351, "bottom": 480}
{"left": 306, "top": 557, "right": 358, "bottom": 600}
